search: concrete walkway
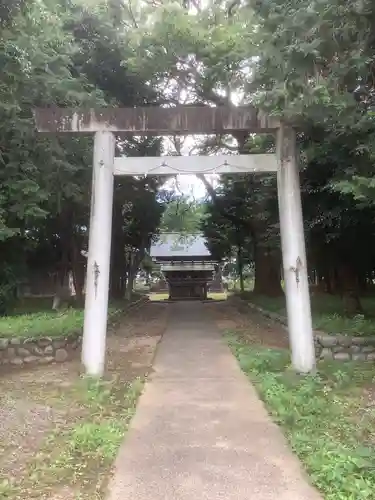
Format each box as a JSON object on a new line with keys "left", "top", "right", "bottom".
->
{"left": 107, "top": 302, "right": 321, "bottom": 500}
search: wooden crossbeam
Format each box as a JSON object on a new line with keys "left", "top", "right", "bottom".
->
{"left": 34, "top": 106, "right": 279, "bottom": 135}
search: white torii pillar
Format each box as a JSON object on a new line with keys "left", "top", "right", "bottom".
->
{"left": 276, "top": 125, "right": 316, "bottom": 373}
{"left": 82, "top": 132, "right": 115, "bottom": 376}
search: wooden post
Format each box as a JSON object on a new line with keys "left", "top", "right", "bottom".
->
{"left": 276, "top": 125, "right": 316, "bottom": 373}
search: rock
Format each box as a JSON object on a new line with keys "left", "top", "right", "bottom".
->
{"left": 268, "top": 312, "right": 280, "bottom": 321}
{"left": 44, "top": 345, "right": 54, "bottom": 355}
{"left": 24, "top": 355, "right": 38, "bottom": 363}
{"left": 38, "top": 356, "right": 54, "bottom": 364}
{"left": 314, "top": 338, "right": 321, "bottom": 347}
{"left": 336, "top": 336, "right": 352, "bottom": 347}
{"left": 317, "top": 335, "right": 337, "bottom": 348}
{"left": 0, "top": 339, "right": 9, "bottom": 349}
{"left": 37, "top": 338, "right": 53, "bottom": 347}
{"left": 334, "top": 352, "right": 350, "bottom": 361}
{"left": 366, "top": 353, "right": 375, "bottom": 361}
{"left": 351, "top": 337, "right": 368, "bottom": 346}
{"left": 54, "top": 348, "right": 68, "bottom": 362}
{"left": 71, "top": 339, "right": 81, "bottom": 350}
{"left": 320, "top": 348, "right": 333, "bottom": 359}
{"left": 333, "top": 345, "right": 344, "bottom": 353}
{"left": 361, "top": 346, "right": 375, "bottom": 354}
{"left": 315, "top": 348, "right": 323, "bottom": 359}
{"left": 31, "top": 346, "right": 44, "bottom": 356}
{"left": 10, "top": 357, "right": 23, "bottom": 365}
{"left": 6, "top": 347, "right": 16, "bottom": 357}
{"left": 10, "top": 338, "right": 21, "bottom": 346}
{"left": 69, "top": 333, "right": 81, "bottom": 344}
{"left": 352, "top": 353, "right": 366, "bottom": 361}
{"left": 17, "top": 347, "right": 31, "bottom": 357}
{"left": 52, "top": 339, "right": 67, "bottom": 349}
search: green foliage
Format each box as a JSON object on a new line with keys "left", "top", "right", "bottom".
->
{"left": 125, "top": 0, "right": 375, "bottom": 304}
{"left": 19, "top": 372, "right": 144, "bottom": 498}
{"left": 229, "top": 339, "right": 375, "bottom": 499}
{"left": 0, "top": 304, "right": 123, "bottom": 339}
{"left": 314, "top": 313, "right": 375, "bottom": 337}
{"left": 126, "top": 0, "right": 254, "bottom": 105}
{"left": 160, "top": 196, "right": 206, "bottom": 234}
{"left": 64, "top": 420, "right": 124, "bottom": 462}
{"left": 250, "top": 0, "right": 372, "bottom": 123}
{"left": 2, "top": 0, "right": 375, "bottom": 310}
{"left": 50, "top": 377, "right": 143, "bottom": 480}
{"left": 0, "top": 0, "right": 165, "bottom": 301}
{"left": 246, "top": 293, "right": 375, "bottom": 336}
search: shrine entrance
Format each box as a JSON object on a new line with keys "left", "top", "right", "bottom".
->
{"left": 150, "top": 233, "right": 219, "bottom": 301}
{"left": 34, "top": 106, "right": 315, "bottom": 375}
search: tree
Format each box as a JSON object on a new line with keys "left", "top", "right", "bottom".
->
{"left": 160, "top": 196, "right": 205, "bottom": 234}
{"left": 0, "top": 0, "right": 165, "bottom": 311}
{"left": 124, "top": 0, "right": 284, "bottom": 296}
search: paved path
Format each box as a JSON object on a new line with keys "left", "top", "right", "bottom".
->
{"left": 107, "top": 302, "right": 321, "bottom": 500}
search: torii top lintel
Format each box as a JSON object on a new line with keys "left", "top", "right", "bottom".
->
{"left": 33, "top": 106, "right": 279, "bottom": 135}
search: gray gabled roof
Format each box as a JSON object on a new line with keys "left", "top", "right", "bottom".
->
{"left": 150, "top": 233, "right": 211, "bottom": 259}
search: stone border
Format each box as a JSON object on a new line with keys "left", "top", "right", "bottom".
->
{"left": 237, "top": 298, "right": 375, "bottom": 361}
{"left": 0, "top": 333, "right": 81, "bottom": 367}
{"left": 0, "top": 295, "right": 149, "bottom": 368}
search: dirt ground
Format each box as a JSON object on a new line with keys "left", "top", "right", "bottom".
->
{"left": 1, "top": 297, "right": 289, "bottom": 493}
{"left": 0, "top": 302, "right": 168, "bottom": 498}
{"left": 207, "top": 296, "right": 289, "bottom": 349}
{"left": 2, "top": 297, "right": 374, "bottom": 500}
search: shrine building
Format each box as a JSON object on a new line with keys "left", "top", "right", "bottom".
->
{"left": 150, "top": 233, "right": 218, "bottom": 300}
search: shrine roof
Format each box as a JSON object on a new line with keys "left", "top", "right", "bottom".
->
{"left": 150, "top": 233, "right": 211, "bottom": 259}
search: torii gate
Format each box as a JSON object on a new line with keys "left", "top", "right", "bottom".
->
{"left": 34, "top": 106, "right": 316, "bottom": 375}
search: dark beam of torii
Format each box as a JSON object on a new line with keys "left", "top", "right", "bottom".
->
{"left": 33, "top": 105, "right": 279, "bottom": 135}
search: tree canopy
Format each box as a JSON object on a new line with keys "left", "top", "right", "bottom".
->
{"left": 2, "top": 0, "right": 375, "bottom": 315}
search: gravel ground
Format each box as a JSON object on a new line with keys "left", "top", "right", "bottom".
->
{"left": 207, "top": 297, "right": 288, "bottom": 348}
{"left": 0, "top": 302, "right": 168, "bottom": 497}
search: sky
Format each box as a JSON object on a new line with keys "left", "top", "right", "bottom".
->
{"left": 161, "top": 135, "right": 213, "bottom": 200}
{"left": 173, "top": 174, "right": 207, "bottom": 199}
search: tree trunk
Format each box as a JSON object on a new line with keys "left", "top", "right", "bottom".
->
{"left": 125, "top": 252, "right": 140, "bottom": 301}
{"left": 337, "top": 264, "right": 363, "bottom": 316}
{"left": 237, "top": 246, "right": 245, "bottom": 293}
{"left": 327, "top": 267, "right": 340, "bottom": 295}
{"left": 125, "top": 269, "right": 136, "bottom": 301}
{"left": 52, "top": 270, "right": 69, "bottom": 310}
{"left": 71, "top": 245, "right": 85, "bottom": 303}
{"left": 358, "top": 273, "right": 368, "bottom": 293}
{"left": 253, "top": 244, "right": 283, "bottom": 297}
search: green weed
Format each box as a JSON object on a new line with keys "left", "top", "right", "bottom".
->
{"left": 314, "top": 313, "right": 375, "bottom": 337}
{"left": 0, "top": 479, "right": 19, "bottom": 499}
{"left": 246, "top": 294, "right": 375, "bottom": 336}
{"left": 0, "top": 306, "right": 122, "bottom": 339}
{"left": 17, "top": 376, "right": 144, "bottom": 498}
{"left": 229, "top": 336, "right": 375, "bottom": 500}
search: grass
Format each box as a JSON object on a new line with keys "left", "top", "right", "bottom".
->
{"left": 243, "top": 292, "right": 375, "bottom": 336}
{"left": 6, "top": 376, "right": 144, "bottom": 499}
{"left": 0, "top": 295, "right": 144, "bottom": 339}
{"left": 0, "top": 306, "right": 124, "bottom": 339}
{"left": 228, "top": 333, "right": 375, "bottom": 500}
